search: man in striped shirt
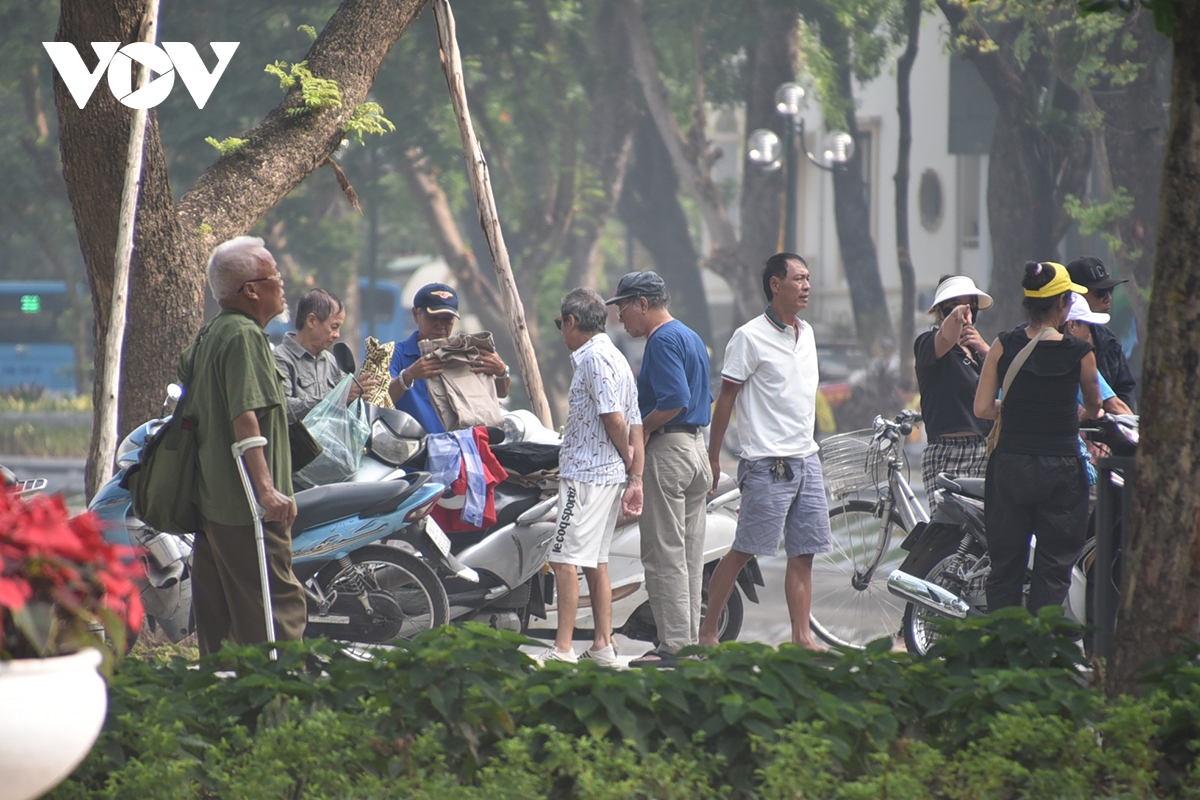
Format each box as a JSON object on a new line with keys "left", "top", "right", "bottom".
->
{"left": 540, "top": 288, "right": 644, "bottom": 666}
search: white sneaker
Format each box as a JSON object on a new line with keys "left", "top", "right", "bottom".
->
{"left": 583, "top": 644, "right": 620, "bottom": 668}
{"left": 537, "top": 646, "right": 578, "bottom": 666}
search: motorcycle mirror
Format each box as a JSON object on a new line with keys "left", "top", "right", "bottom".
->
{"left": 331, "top": 341, "right": 357, "bottom": 375}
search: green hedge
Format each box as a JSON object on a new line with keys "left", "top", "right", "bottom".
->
{"left": 51, "top": 611, "right": 1200, "bottom": 799}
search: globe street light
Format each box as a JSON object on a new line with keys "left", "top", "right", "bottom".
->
{"left": 747, "top": 82, "right": 856, "bottom": 253}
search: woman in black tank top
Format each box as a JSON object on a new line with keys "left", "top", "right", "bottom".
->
{"left": 972, "top": 262, "right": 1105, "bottom": 615}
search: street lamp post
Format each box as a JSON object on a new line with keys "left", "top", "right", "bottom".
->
{"left": 747, "top": 82, "right": 856, "bottom": 254}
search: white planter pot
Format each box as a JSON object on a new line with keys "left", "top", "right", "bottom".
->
{"left": 0, "top": 648, "right": 107, "bottom": 800}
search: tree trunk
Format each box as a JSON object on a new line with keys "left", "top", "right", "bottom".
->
{"left": 618, "top": 113, "right": 712, "bottom": 344}
{"left": 55, "top": 0, "right": 431, "bottom": 499}
{"left": 1093, "top": 9, "right": 1169, "bottom": 289}
{"left": 936, "top": 0, "right": 1091, "bottom": 335}
{"left": 1107, "top": 3, "right": 1200, "bottom": 696}
{"left": 815, "top": 13, "right": 894, "bottom": 348}
{"left": 894, "top": 0, "right": 922, "bottom": 391}
{"left": 563, "top": 0, "right": 639, "bottom": 294}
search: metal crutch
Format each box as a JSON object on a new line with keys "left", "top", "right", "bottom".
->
{"left": 232, "top": 436, "right": 277, "bottom": 660}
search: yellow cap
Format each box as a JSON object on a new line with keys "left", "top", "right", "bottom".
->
{"left": 1024, "top": 262, "right": 1088, "bottom": 298}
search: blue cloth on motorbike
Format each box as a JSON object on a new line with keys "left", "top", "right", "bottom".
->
{"left": 388, "top": 331, "right": 446, "bottom": 435}
{"left": 1077, "top": 372, "right": 1116, "bottom": 486}
{"left": 426, "top": 428, "right": 488, "bottom": 527}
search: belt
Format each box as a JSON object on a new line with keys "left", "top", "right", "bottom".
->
{"left": 929, "top": 434, "right": 983, "bottom": 444}
{"left": 656, "top": 424, "right": 701, "bottom": 435}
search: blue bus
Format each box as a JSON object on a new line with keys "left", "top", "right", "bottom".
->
{"left": 0, "top": 281, "right": 85, "bottom": 393}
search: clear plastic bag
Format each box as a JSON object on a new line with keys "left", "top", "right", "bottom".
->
{"left": 293, "top": 375, "right": 370, "bottom": 487}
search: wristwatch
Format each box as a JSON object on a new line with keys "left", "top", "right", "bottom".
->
{"left": 400, "top": 368, "right": 415, "bottom": 391}
{"left": 500, "top": 364, "right": 511, "bottom": 379}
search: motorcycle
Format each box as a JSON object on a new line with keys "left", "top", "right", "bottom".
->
{"left": 89, "top": 386, "right": 449, "bottom": 647}
{"left": 390, "top": 408, "right": 761, "bottom": 644}
{"left": 521, "top": 470, "right": 758, "bottom": 644}
{"left": 1, "top": 464, "right": 48, "bottom": 496}
{"left": 888, "top": 414, "right": 1138, "bottom": 655}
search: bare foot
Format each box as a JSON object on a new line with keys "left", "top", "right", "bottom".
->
{"left": 698, "top": 632, "right": 720, "bottom": 647}
{"left": 792, "top": 638, "right": 829, "bottom": 653}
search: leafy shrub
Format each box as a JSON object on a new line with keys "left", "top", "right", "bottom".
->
{"left": 49, "top": 616, "right": 1200, "bottom": 798}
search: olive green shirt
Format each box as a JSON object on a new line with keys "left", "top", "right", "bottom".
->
{"left": 179, "top": 309, "right": 292, "bottom": 527}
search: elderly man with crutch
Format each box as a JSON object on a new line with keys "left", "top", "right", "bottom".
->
{"left": 180, "top": 236, "right": 307, "bottom": 656}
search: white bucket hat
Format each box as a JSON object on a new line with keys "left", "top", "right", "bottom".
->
{"left": 927, "top": 276, "right": 994, "bottom": 314}
{"left": 1066, "top": 292, "right": 1110, "bottom": 325}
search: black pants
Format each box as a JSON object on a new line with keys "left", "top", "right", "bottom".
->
{"left": 984, "top": 452, "right": 1089, "bottom": 613}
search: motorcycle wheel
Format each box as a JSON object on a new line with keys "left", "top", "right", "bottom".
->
{"left": 310, "top": 545, "right": 449, "bottom": 645}
{"left": 810, "top": 500, "right": 910, "bottom": 649}
{"left": 701, "top": 564, "right": 745, "bottom": 643}
{"left": 901, "top": 537, "right": 987, "bottom": 656}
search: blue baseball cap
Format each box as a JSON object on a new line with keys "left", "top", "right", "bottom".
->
{"left": 413, "top": 283, "right": 459, "bottom": 317}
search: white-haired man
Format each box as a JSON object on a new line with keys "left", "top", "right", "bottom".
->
{"left": 181, "top": 236, "right": 307, "bottom": 655}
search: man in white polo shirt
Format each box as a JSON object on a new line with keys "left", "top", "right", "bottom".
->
{"left": 541, "top": 288, "right": 644, "bottom": 666}
{"left": 700, "top": 253, "right": 832, "bottom": 650}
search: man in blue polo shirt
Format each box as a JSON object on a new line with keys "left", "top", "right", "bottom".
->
{"left": 387, "top": 283, "right": 511, "bottom": 433}
{"left": 608, "top": 271, "right": 712, "bottom": 667}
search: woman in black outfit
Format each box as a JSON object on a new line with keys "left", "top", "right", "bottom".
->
{"left": 973, "top": 262, "right": 1104, "bottom": 613}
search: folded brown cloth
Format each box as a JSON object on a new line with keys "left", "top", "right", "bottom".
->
{"left": 419, "top": 332, "right": 505, "bottom": 430}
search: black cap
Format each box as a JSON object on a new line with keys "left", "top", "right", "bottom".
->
{"left": 412, "top": 282, "right": 459, "bottom": 317}
{"left": 1066, "top": 256, "right": 1128, "bottom": 291}
{"left": 604, "top": 271, "right": 666, "bottom": 305}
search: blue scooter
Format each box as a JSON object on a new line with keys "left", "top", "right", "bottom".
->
{"left": 90, "top": 386, "right": 448, "bottom": 647}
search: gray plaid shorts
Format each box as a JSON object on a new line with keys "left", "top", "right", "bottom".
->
{"left": 733, "top": 455, "right": 833, "bottom": 558}
{"left": 920, "top": 436, "right": 987, "bottom": 512}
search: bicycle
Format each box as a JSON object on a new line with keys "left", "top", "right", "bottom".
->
{"left": 809, "top": 410, "right": 928, "bottom": 649}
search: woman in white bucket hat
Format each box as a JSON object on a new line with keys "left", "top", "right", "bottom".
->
{"left": 913, "top": 274, "right": 994, "bottom": 512}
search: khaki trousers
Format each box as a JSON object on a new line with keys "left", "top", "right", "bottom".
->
{"left": 193, "top": 516, "right": 307, "bottom": 656}
{"left": 641, "top": 431, "right": 711, "bottom": 653}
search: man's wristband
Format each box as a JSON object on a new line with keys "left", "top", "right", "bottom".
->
{"left": 399, "top": 368, "right": 415, "bottom": 391}
{"left": 627, "top": 474, "right": 642, "bottom": 483}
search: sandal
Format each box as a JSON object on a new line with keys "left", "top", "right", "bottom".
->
{"left": 628, "top": 648, "right": 679, "bottom": 668}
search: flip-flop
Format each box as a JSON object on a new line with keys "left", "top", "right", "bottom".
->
{"left": 629, "top": 648, "right": 679, "bottom": 668}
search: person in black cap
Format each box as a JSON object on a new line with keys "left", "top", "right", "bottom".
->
{"left": 1066, "top": 256, "right": 1136, "bottom": 408}
{"left": 607, "top": 271, "right": 713, "bottom": 667}
{"left": 386, "top": 282, "right": 510, "bottom": 433}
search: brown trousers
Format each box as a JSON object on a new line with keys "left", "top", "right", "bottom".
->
{"left": 193, "top": 516, "right": 307, "bottom": 656}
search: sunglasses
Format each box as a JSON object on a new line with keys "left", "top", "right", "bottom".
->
{"left": 237, "top": 274, "right": 283, "bottom": 294}
{"left": 1091, "top": 287, "right": 1113, "bottom": 299}
{"left": 554, "top": 317, "right": 563, "bottom": 330}
{"left": 941, "top": 301, "right": 979, "bottom": 316}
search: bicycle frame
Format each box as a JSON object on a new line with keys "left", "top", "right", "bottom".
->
{"left": 858, "top": 416, "right": 929, "bottom": 583}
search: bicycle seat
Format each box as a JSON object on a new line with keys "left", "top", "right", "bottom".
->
{"left": 935, "top": 473, "right": 985, "bottom": 499}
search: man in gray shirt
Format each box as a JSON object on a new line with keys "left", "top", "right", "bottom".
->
{"left": 273, "top": 288, "right": 377, "bottom": 422}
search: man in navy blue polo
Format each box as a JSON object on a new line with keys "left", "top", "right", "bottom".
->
{"left": 386, "top": 283, "right": 511, "bottom": 433}
{"left": 608, "top": 271, "right": 713, "bottom": 666}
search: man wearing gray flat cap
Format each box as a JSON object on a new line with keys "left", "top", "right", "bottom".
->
{"left": 608, "top": 271, "right": 713, "bottom": 668}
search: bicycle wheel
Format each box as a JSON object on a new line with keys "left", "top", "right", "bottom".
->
{"left": 810, "top": 500, "right": 910, "bottom": 649}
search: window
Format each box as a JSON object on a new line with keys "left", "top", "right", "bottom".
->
{"left": 919, "top": 169, "right": 943, "bottom": 232}
{"left": 957, "top": 155, "right": 982, "bottom": 250}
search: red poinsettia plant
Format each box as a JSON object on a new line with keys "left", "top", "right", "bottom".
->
{"left": 0, "top": 486, "right": 144, "bottom": 662}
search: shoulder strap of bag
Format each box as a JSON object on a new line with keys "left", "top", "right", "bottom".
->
{"left": 998, "top": 327, "right": 1055, "bottom": 405}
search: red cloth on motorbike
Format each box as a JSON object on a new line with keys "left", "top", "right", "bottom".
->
{"left": 431, "top": 426, "right": 509, "bottom": 533}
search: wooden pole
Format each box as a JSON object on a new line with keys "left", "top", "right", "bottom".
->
{"left": 93, "top": 0, "right": 160, "bottom": 496}
{"left": 431, "top": 0, "right": 553, "bottom": 428}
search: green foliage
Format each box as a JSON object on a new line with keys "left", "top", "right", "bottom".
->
{"left": 264, "top": 60, "right": 343, "bottom": 114}
{"left": 49, "top": 614, "right": 1200, "bottom": 798}
{"left": 344, "top": 102, "right": 396, "bottom": 145}
{"left": 202, "top": 136, "right": 248, "bottom": 156}
{"left": 1065, "top": 187, "right": 1143, "bottom": 265}
{"left": 298, "top": 24, "right": 318, "bottom": 42}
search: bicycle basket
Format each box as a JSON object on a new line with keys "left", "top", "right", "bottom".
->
{"left": 819, "top": 429, "right": 902, "bottom": 498}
